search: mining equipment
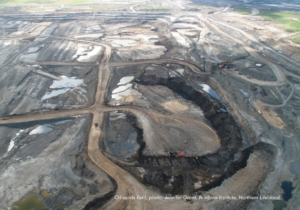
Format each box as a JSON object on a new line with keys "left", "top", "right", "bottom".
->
{"left": 177, "top": 152, "right": 185, "bottom": 157}
{"left": 218, "top": 60, "right": 229, "bottom": 68}
{"left": 168, "top": 151, "right": 177, "bottom": 157}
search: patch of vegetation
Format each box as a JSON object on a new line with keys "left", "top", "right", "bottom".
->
{"left": 273, "top": 200, "right": 287, "bottom": 210}
{"left": 188, "top": 4, "right": 202, "bottom": 8}
{"left": 258, "top": 10, "right": 300, "bottom": 32}
{"left": 90, "top": 4, "right": 131, "bottom": 10}
{"left": 234, "top": 8, "right": 251, "bottom": 15}
{"left": 292, "top": 36, "right": 300, "bottom": 43}
{"left": 0, "top": 0, "right": 100, "bottom": 5}
{"left": 58, "top": 4, "right": 131, "bottom": 11}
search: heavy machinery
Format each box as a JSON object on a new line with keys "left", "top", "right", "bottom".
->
{"left": 218, "top": 60, "right": 229, "bottom": 68}
{"left": 177, "top": 152, "right": 185, "bottom": 157}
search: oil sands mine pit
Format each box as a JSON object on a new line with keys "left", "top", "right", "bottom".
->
{"left": 2, "top": 1, "right": 300, "bottom": 209}
{"left": 100, "top": 64, "right": 276, "bottom": 196}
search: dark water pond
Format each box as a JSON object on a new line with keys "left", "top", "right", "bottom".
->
{"left": 281, "top": 181, "right": 294, "bottom": 201}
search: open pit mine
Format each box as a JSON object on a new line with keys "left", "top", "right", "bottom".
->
{"left": 0, "top": 0, "right": 300, "bottom": 210}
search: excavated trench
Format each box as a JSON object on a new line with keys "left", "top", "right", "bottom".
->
{"left": 101, "top": 70, "right": 260, "bottom": 195}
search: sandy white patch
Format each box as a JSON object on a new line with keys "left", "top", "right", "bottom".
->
{"left": 177, "top": 29, "right": 199, "bottom": 37}
{"left": 74, "top": 33, "right": 103, "bottom": 39}
{"left": 72, "top": 44, "right": 102, "bottom": 62}
{"left": 177, "top": 69, "right": 184, "bottom": 75}
{"left": 50, "top": 76, "right": 83, "bottom": 89}
{"left": 171, "top": 32, "right": 189, "bottom": 47}
{"left": 7, "top": 130, "right": 25, "bottom": 152}
{"left": 118, "top": 76, "right": 134, "bottom": 85}
{"left": 29, "top": 124, "right": 53, "bottom": 135}
{"left": 42, "top": 76, "right": 84, "bottom": 100}
{"left": 42, "top": 88, "right": 71, "bottom": 100}
{"left": 199, "top": 84, "right": 221, "bottom": 100}
{"left": 179, "top": 17, "right": 198, "bottom": 23}
{"left": 109, "top": 39, "right": 138, "bottom": 47}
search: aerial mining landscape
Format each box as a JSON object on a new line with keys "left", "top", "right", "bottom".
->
{"left": 0, "top": 0, "right": 300, "bottom": 209}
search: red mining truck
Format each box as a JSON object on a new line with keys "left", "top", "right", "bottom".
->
{"left": 218, "top": 60, "right": 229, "bottom": 68}
{"left": 177, "top": 152, "right": 185, "bottom": 157}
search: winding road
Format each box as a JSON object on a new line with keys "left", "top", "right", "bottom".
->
{"left": 204, "top": 17, "right": 287, "bottom": 86}
{"left": 1, "top": 10, "right": 300, "bottom": 209}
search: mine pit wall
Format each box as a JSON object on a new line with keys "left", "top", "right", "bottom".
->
{"left": 204, "top": 76, "right": 259, "bottom": 146}
{"left": 100, "top": 73, "right": 277, "bottom": 195}
{"left": 136, "top": 74, "right": 244, "bottom": 154}
{"left": 83, "top": 179, "right": 117, "bottom": 210}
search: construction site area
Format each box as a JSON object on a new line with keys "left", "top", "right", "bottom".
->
{"left": 0, "top": 0, "right": 300, "bottom": 210}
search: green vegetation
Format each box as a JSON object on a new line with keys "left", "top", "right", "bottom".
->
{"left": 11, "top": 192, "right": 49, "bottom": 210}
{"left": 90, "top": 4, "right": 131, "bottom": 10}
{"left": 141, "top": 5, "right": 173, "bottom": 10}
{"left": 292, "top": 36, "right": 300, "bottom": 43}
{"left": 234, "top": 8, "right": 300, "bottom": 33}
{"left": 0, "top": 0, "right": 100, "bottom": 5}
{"left": 273, "top": 200, "right": 287, "bottom": 210}
{"left": 258, "top": 10, "right": 300, "bottom": 32}
{"left": 234, "top": 8, "right": 251, "bottom": 15}
{"left": 59, "top": 4, "right": 131, "bottom": 11}
{"left": 0, "top": 0, "right": 139, "bottom": 5}
{"left": 189, "top": 4, "right": 202, "bottom": 8}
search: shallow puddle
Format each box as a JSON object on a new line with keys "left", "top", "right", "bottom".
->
{"left": 11, "top": 192, "right": 49, "bottom": 210}
{"left": 239, "top": 89, "right": 249, "bottom": 97}
{"left": 41, "top": 75, "right": 84, "bottom": 100}
{"left": 103, "top": 112, "right": 141, "bottom": 161}
{"left": 117, "top": 76, "right": 134, "bottom": 85}
{"left": 29, "top": 124, "right": 53, "bottom": 135}
{"left": 198, "top": 83, "right": 221, "bottom": 100}
{"left": 281, "top": 181, "right": 294, "bottom": 201}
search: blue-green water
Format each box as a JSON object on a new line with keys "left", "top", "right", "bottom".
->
{"left": 11, "top": 192, "right": 49, "bottom": 210}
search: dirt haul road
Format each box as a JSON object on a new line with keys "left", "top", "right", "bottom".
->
{"left": 0, "top": 40, "right": 190, "bottom": 209}
{"left": 205, "top": 17, "right": 287, "bottom": 86}
{"left": 88, "top": 112, "right": 154, "bottom": 210}
{"left": 109, "top": 58, "right": 203, "bottom": 73}
{"left": 0, "top": 24, "right": 293, "bottom": 209}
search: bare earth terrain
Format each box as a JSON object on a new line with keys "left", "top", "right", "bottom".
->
{"left": 0, "top": 0, "right": 300, "bottom": 210}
